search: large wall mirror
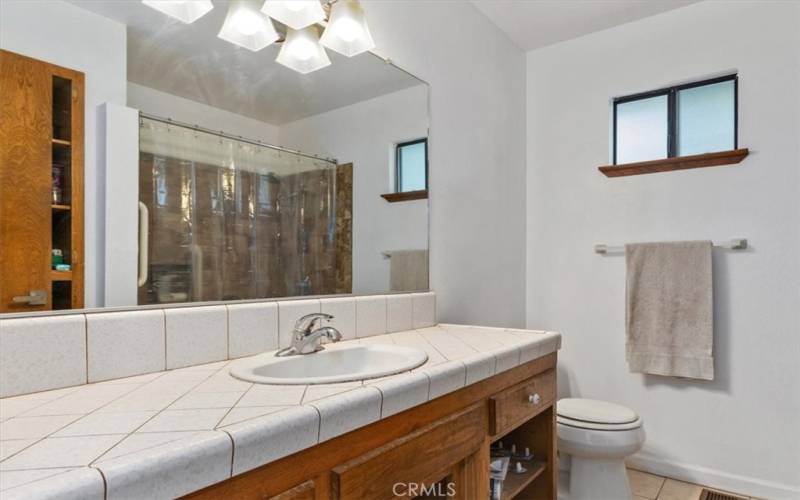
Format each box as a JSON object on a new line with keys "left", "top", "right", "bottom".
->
{"left": 0, "top": 0, "right": 429, "bottom": 314}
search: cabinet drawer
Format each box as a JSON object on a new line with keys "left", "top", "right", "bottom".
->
{"left": 489, "top": 369, "right": 555, "bottom": 436}
{"left": 331, "top": 404, "right": 486, "bottom": 500}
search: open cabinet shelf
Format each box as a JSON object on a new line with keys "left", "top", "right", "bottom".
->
{"left": 490, "top": 403, "right": 556, "bottom": 500}
{"left": 500, "top": 458, "right": 548, "bottom": 499}
{"left": 50, "top": 73, "right": 83, "bottom": 310}
{"left": 0, "top": 50, "right": 84, "bottom": 312}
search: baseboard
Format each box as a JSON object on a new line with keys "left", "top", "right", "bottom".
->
{"left": 627, "top": 452, "right": 800, "bottom": 500}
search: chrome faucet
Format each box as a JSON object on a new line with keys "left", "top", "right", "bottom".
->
{"left": 276, "top": 312, "right": 342, "bottom": 356}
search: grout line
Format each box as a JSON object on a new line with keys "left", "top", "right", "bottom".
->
{"left": 382, "top": 294, "right": 388, "bottom": 335}
{"left": 299, "top": 385, "right": 309, "bottom": 405}
{"left": 0, "top": 467, "right": 82, "bottom": 492}
{"left": 224, "top": 305, "right": 230, "bottom": 361}
{"left": 89, "top": 431, "right": 200, "bottom": 465}
{"left": 220, "top": 429, "right": 235, "bottom": 477}
{"left": 410, "top": 293, "right": 416, "bottom": 330}
{"left": 87, "top": 370, "right": 219, "bottom": 465}
{"left": 213, "top": 386, "right": 251, "bottom": 430}
{"left": 93, "top": 462, "right": 109, "bottom": 500}
{"left": 654, "top": 473, "right": 667, "bottom": 499}
{"left": 162, "top": 309, "right": 168, "bottom": 370}
{"left": 353, "top": 296, "right": 360, "bottom": 338}
{"left": 372, "top": 385, "right": 386, "bottom": 418}
{"left": 310, "top": 404, "right": 322, "bottom": 444}
{"left": 214, "top": 406, "right": 291, "bottom": 429}
{"left": 0, "top": 412, "right": 84, "bottom": 463}
{"left": 83, "top": 314, "right": 89, "bottom": 384}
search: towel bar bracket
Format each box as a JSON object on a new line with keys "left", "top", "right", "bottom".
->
{"left": 594, "top": 238, "right": 747, "bottom": 254}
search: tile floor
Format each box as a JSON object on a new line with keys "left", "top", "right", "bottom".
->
{"left": 627, "top": 468, "right": 758, "bottom": 500}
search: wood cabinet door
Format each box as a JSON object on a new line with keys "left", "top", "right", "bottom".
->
{"left": 331, "top": 404, "right": 487, "bottom": 500}
{"left": 0, "top": 49, "right": 53, "bottom": 312}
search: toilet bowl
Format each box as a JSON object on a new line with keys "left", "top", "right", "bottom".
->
{"left": 557, "top": 398, "right": 645, "bottom": 500}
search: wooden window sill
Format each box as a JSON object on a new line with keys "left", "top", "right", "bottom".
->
{"left": 380, "top": 190, "right": 428, "bottom": 202}
{"left": 598, "top": 148, "right": 749, "bottom": 177}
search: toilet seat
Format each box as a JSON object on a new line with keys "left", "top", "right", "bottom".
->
{"left": 557, "top": 398, "right": 646, "bottom": 500}
{"left": 557, "top": 398, "right": 641, "bottom": 431}
{"left": 557, "top": 414, "right": 642, "bottom": 431}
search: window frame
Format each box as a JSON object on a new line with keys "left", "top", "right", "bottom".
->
{"left": 612, "top": 74, "right": 738, "bottom": 165}
{"left": 395, "top": 138, "right": 428, "bottom": 193}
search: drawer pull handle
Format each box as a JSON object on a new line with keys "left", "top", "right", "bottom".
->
{"left": 528, "top": 393, "right": 541, "bottom": 405}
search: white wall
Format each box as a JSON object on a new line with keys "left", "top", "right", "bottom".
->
{"left": 279, "top": 85, "right": 429, "bottom": 295}
{"left": 364, "top": 2, "right": 528, "bottom": 326}
{"left": 526, "top": 2, "right": 800, "bottom": 497}
{"left": 0, "top": 0, "right": 127, "bottom": 308}
{"left": 127, "top": 83, "right": 280, "bottom": 144}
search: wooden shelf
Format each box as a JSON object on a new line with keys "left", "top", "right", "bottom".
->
{"left": 501, "top": 458, "right": 547, "bottom": 499}
{"left": 598, "top": 148, "right": 749, "bottom": 178}
{"left": 51, "top": 204, "right": 71, "bottom": 211}
{"left": 52, "top": 138, "right": 71, "bottom": 146}
{"left": 51, "top": 270, "right": 73, "bottom": 281}
{"left": 380, "top": 189, "right": 428, "bottom": 202}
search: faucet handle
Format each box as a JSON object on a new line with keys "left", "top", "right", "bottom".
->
{"left": 294, "top": 312, "right": 334, "bottom": 333}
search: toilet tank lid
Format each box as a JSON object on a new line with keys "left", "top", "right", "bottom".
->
{"left": 557, "top": 398, "right": 639, "bottom": 425}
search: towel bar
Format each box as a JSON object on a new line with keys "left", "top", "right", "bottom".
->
{"left": 594, "top": 238, "right": 747, "bottom": 254}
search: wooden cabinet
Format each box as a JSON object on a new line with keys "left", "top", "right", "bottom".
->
{"left": 332, "top": 404, "right": 487, "bottom": 499}
{"left": 186, "top": 353, "right": 558, "bottom": 500}
{"left": 489, "top": 369, "right": 555, "bottom": 436}
{"left": 0, "top": 49, "right": 84, "bottom": 312}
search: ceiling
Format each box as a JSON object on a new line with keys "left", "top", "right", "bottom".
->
{"left": 471, "top": 0, "right": 699, "bottom": 51}
{"left": 67, "top": 0, "right": 424, "bottom": 125}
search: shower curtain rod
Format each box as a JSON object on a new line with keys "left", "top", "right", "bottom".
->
{"left": 139, "top": 112, "right": 338, "bottom": 165}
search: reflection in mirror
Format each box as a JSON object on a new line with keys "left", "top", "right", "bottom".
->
{"left": 0, "top": 0, "right": 429, "bottom": 313}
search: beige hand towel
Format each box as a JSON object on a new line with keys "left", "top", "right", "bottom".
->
{"left": 389, "top": 250, "right": 429, "bottom": 292}
{"left": 625, "top": 241, "right": 714, "bottom": 380}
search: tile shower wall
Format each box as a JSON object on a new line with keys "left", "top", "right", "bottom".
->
{"left": 0, "top": 292, "right": 436, "bottom": 398}
{"left": 137, "top": 149, "right": 353, "bottom": 306}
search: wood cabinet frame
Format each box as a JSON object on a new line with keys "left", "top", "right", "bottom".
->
{"left": 186, "top": 353, "right": 557, "bottom": 500}
{"left": 0, "top": 49, "right": 84, "bottom": 311}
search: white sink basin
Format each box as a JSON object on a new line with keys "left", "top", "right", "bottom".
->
{"left": 229, "top": 344, "right": 428, "bottom": 385}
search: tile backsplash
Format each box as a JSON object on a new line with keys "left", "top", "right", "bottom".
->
{"left": 0, "top": 292, "right": 436, "bottom": 398}
{"left": 86, "top": 310, "right": 166, "bottom": 382}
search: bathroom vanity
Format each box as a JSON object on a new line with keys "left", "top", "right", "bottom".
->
{"left": 190, "top": 349, "right": 557, "bottom": 500}
{"left": 0, "top": 316, "right": 560, "bottom": 500}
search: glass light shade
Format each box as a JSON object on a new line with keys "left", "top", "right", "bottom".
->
{"left": 276, "top": 26, "right": 331, "bottom": 74}
{"left": 260, "top": 0, "right": 325, "bottom": 30}
{"left": 320, "top": 0, "right": 375, "bottom": 57}
{"left": 141, "top": 0, "right": 214, "bottom": 23}
{"left": 218, "top": 0, "right": 280, "bottom": 52}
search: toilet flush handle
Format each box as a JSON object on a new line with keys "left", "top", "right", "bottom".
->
{"left": 528, "top": 393, "right": 541, "bottom": 405}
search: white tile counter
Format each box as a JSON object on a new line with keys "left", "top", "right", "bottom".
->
{"left": 0, "top": 324, "right": 560, "bottom": 499}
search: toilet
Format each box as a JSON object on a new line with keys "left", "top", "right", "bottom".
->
{"left": 557, "top": 398, "right": 645, "bottom": 500}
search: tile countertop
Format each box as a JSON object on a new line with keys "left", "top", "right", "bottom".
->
{"left": 0, "top": 324, "right": 560, "bottom": 499}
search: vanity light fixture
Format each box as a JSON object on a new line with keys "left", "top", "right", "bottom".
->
{"left": 260, "top": 0, "right": 326, "bottom": 30}
{"left": 218, "top": 0, "right": 280, "bottom": 52}
{"left": 276, "top": 26, "right": 331, "bottom": 74}
{"left": 141, "top": 0, "right": 214, "bottom": 23}
{"left": 319, "top": 0, "right": 375, "bottom": 57}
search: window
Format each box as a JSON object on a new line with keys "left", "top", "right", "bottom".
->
{"left": 396, "top": 138, "right": 427, "bottom": 193}
{"left": 613, "top": 75, "right": 737, "bottom": 164}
